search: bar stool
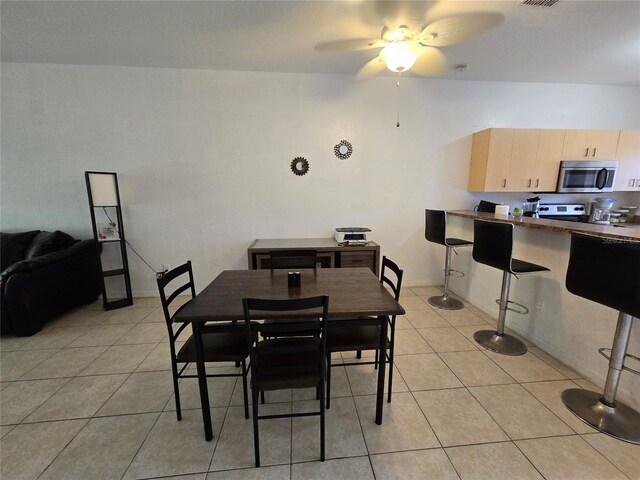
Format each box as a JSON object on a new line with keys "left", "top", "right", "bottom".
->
{"left": 424, "top": 209, "right": 473, "bottom": 310}
{"left": 561, "top": 233, "right": 640, "bottom": 444}
{"left": 472, "top": 220, "right": 549, "bottom": 355}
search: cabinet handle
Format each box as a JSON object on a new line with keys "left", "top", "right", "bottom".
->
{"left": 535, "top": 179, "right": 539, "bottom": 188}
{"left": 527, "top": 179, "right": 532, "bottom": 188}
{"left": 629, "top": 179, "right": 635, "bottom": 188}
{"left": 502, "top": 179, "right": 507, "bottom": 188}
{"left": 584, "top": 147, "right": 589, "bottom": 157}
{"left": 592, "top": 147, "right": 597, "bottom": 157}
{"left": 636, "top": 178, "right": 640, "bottom": 188}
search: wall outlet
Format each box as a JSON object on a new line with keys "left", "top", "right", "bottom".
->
{"left": 535, "top": 299, "right": 544, "bottom": 311}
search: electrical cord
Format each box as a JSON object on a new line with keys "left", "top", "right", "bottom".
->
{"left": 101, "top": 207, "right": 162, "bottom": 276}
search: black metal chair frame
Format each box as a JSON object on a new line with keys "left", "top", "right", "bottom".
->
{"left": 243, "top": 295, "right": 329, "bottom": 467}
{"left": 157, "top": 261, "right": 250, "bottom": 421}
{"left": 561, "top": 233, "right": 640, "bottom": 444}
{"left": 425, "top": 209, "right": 473, "bottom": 310}
{"left": 326, "top": 256, "right": 403, "bottom": 408}
{"left": 471, "top": 220, "right": 549, "bottom": 356}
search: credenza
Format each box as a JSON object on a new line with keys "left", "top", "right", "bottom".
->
{"left": 247, "top": 238, "right": 380, "bottom": 276}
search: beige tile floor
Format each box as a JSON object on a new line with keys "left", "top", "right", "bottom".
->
{"left": 1, "top": 288, "right": 639, "bottom": 480}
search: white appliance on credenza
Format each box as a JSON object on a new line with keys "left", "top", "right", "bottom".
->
{"left": 334, "top": 227, "right": 371, "bottom": 246}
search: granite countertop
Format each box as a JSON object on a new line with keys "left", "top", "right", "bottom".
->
{"left": 447, "top": 211, "right": 640, "bottom": 241}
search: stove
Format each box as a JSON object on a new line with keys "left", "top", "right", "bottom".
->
{"left": 538, "top": 203, "right": 587, "bottom": 223}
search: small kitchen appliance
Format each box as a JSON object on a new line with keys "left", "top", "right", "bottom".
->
{"left": 522, "top": 196, "right": 541, "bottom": 218}
{"left": 588, "top": 197, "right": 616, "bottom": 225}
{"left": 556, "top": 161, "right": 617, "bottom": 193}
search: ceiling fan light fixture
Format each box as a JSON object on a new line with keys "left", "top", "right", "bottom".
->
{"left": 382, "top": 41, "right": 420, "bottom": 73}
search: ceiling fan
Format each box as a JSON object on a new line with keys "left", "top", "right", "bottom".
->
{"left": 317, "top": 13, "right": 505, "bottom": 81}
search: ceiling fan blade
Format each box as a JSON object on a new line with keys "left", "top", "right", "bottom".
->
{"left": 410, "top": 47, "right": 448, "bottom": 76}
{"left": 316, "top": 38, "right": 385, "bottom": 51}
{"left": 355, "top": 55, "right": 387, "bottom": 82}
{"left": 420, "top": 13, "right": 504, "bottom": 47}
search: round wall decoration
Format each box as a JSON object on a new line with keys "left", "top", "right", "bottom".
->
{"left": 334, "top": 140, "right": 353, "bottom": 160}
{"left": 291, "top": 157, "right": 310, "bottom": 176}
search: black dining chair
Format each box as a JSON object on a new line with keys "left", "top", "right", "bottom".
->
{"left": 325, "top": 256, "right": 403, "bottom": 408}
{"left": 242, "top": 295, "right": 329, "bottom": 467}
{"left": 157, "top": 261, "right": 250, "bottom": 421}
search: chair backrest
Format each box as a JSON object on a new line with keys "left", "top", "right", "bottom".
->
{"left": 269, "top": 249, "right": 318, "bottom": 271}
{"left": 566, "top": 233, "right": 640, "bottom": 318}
{"left": 472, "top": 220, "right": 513, "bottom": 272}
{"left": 425, "top": 209, "right": 447, "bottom": 246}
{"left": 156, "top": 261, "right": 196, "bottom": 342}
{"left": 242, "top": 296, "right": 330, "bottom": 387}
{"left": 380, "top": 256, "right": 403, "bottom": 302}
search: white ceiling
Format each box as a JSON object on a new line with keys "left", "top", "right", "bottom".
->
{"left": 2, "top": 0, "right": 639, "bottom": 85}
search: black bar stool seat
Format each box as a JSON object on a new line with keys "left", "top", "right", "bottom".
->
{"left": 424, "top": 209, "right": 473, "bottom": 310}
{"left": 472, "top": 220, "right": 549, "bottom": 356}
{"left": 561, "top": 233, "right": 640, "bottom": 445}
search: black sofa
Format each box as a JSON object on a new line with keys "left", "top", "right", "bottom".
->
{"left": 1, "top": 230, "right": 101, "bottom": 336}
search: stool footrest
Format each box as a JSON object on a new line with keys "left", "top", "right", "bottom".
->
{"left": 494, "top": 299, "right": 529, "bottom": 315}
{"left": 598, "top": 348, "right": 640, "bottom": 376}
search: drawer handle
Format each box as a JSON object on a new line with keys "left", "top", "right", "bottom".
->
{"left": 584, "top": 147, "right": 589, "bottom": 157}
{"left": 535, "top": 179, "right": 539, "bottom": 188}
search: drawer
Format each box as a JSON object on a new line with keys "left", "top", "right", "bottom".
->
{"left": 339, "top": 251, "right": 375, "bottom": 271}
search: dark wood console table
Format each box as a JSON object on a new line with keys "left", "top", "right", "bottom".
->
{"left": 248, "top": 238, "right": 380, "bottom": 276}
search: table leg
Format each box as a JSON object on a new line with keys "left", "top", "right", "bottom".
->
{"left": 375, "top": 315, "right": 388, "bottom": 425}
{"left": 193, "top": 321, "right": 213, "bottom": 441}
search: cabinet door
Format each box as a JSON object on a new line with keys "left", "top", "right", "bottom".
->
{"left": 507, "top": 129, "right": 539, "bottom": 192}
{"left": 533, "top": 129, "right": 565, "bottom": 191}
{"left": 613, "top": 130, "right": 640, "bottom": 191}
{"left": 562, "top": 130, "right": 620, "bottom": 160}
{"left": 484, "top": 129, "right": 514, "bottom": 191}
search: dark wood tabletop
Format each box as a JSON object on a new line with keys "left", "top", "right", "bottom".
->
{"left": 175, "top": 267, "right": 405, "bottom": 323}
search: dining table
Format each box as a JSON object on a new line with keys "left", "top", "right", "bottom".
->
{"left": 174, "top": 267, "right": 405, "bottom": 441}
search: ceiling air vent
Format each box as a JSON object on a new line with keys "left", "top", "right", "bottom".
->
{"left": 521, "top": 0, "right": 559, "bottom": 6}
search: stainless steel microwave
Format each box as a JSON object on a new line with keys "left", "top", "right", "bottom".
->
{"left": 556, "top": 161, "right": 617, "bottom": 193}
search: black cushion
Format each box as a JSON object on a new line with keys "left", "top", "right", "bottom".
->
{"left": 25, "top": 231, "right": 77, "bottom": 259}
{"left": 0, "top": 231, "right": 40, "bottom": 271}
{"left": 511, "top": 258, "right": 549, "bottom": 274}
{"left": 445, "top": 237, "right": 474, "bottom": 247}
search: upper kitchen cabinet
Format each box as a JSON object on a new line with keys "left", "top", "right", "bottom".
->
{"left": 468, "top": 128, "right": 514, "bottom": 192}
{"left": 533, "top": 129, "right": 566, "bottom": 191}
{"left": 561, "top": 130, "right": 620, "bottom": 160}
{"left": 613, "top": 130, "right": 640, "bottom": 191}
{"left": 467, "top": 128, "right": 564, "bottom": 192}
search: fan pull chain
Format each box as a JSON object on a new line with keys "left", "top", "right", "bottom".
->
{"left": 396, "top": 75, "right": 401, "bottom": 128}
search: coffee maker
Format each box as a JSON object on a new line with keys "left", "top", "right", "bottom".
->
{"left": 522, "top": 196, "right": 541, "bottom": 218}
{"left": 589, "top": 197, "right": 616, "bottom": 224}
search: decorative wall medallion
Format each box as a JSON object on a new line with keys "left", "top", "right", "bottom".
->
{"left": 291, "top": 157, "right": 310, "bottom": 176}
{"left": 334, "top": 140, "right": 353, "bottom": 160}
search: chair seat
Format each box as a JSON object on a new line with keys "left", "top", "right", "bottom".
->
{"left": 445, "top": 237, "right": 473, "bottom": 247}
{"left": 254, "top": 337, "right": 322, "bottom": 391}
{"left": 511, "top": 258, "right": 549, "bottom": 274}
{"left": 177, "top": 330, "right": 248, "bottom": 363}
{"left": 327, "top": 323, "right": 381, "bottom": 352}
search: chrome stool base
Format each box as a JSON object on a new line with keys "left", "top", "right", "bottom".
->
{"left": 474, "top": 330, "right": 527, "bottom": 356}
{"left": 428, "top": 295, "right": 464, "bottom": 310}
{"left": 562, "top": 388, "right": 640, "bottom": 444}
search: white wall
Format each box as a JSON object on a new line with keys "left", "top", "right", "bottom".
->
{"left": 2, "top": 63, "right": 639, "bottom": 297}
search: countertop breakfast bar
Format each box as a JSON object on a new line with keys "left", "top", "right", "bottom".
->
{"left": 447, "top": 210, "right": 640, "bottom": 241}
{"left": 441, "top": 210, "right": 640, "bottom": 411}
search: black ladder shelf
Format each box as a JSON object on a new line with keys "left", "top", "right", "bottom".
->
{"left": 85, "top": 171, "right": 133, "bottom": 310}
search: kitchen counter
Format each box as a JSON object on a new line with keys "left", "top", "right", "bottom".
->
{"left": 447, "top": 210, "right": 640, "bottom": 241}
